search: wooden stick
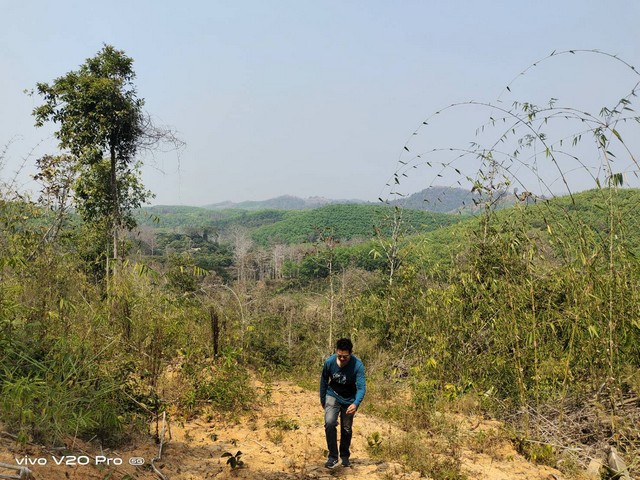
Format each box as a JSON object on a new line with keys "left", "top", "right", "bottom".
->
{"left": 151, "top": 412, "right": 169, "bottom": 480}
{"left": 0, "top": 463, "right": 32, "bottom": 480}
{"left": 252, "top": 439, "right": 267, "bottom": 449}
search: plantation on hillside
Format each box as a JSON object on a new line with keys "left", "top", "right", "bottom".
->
{"left": 248, "top": 204, "right": 461, "bottom": 245}
{"left": 137, "top": 205, "right": 288, "bottom": 232}
{"left": 407, "top": 187, "right": 640, "bottom": 268}
{"left": 138, "top": 203, "right": 462, "bottom": 246}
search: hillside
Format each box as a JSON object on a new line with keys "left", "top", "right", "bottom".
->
{"left": 401, "top": 187, "right": 640, "bottom": 267}
{"left": 178, "top": 185, "right": 520, "bottom": 221}
{"left": 204, "top": 195, "right": 367, "bottom": 211}
{"left": 0, "top": 379, "right": 562, "bottom": 480}
{"left": 250, "top": 204, "right": 461, "bottom": 245}
{"left": 2, "top": 187, "right": 639, "bottom": 480}
{"left": 136, "top": 187, "right": 514, "bottom": 243}
{"left": 136, "top": 203, "right": 463, "bottom": 246}
{"left": 199, "top": 187, "right": 512, "bottom": 214}
{"left": 387, "top": 186, "right": 517, "bottom": 213}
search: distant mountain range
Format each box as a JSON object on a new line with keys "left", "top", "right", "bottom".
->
{"left": 202, "top": 187, "right": 516, "bottom": 213}
{"left": 203, "top": 195, "right": 367, "bottom": 211}
{"left": 386, "top": 186, "right": 518, "bottom": 213}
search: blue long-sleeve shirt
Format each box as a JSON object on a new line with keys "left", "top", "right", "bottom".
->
{"left": 319, "top": 354, "right": 366, "bottom": 407}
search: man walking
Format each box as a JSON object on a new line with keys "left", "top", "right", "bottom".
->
{"left": 319, "top": 338, "right": 366, "bottom": 469}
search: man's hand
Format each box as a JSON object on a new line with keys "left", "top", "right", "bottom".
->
{"left": 346, "top": 404, "right": 357, "bottom": 415}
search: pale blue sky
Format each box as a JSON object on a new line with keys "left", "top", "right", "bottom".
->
{"left": 1, "top": 1, "right": 639, "bottom": 205}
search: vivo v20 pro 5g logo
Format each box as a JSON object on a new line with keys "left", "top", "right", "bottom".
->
{"left": 14, "top": 455, "right": 145, "bottom": 466}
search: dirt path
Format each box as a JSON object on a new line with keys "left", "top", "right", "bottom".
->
{"left": 0, "top": 380, "right": 564, "bottom": 480}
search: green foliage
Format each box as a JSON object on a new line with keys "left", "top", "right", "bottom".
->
{"left": 32, "top": 44, "right": 142, "bottom": 164}
{"left": 75, "top": 158, "right": 151, "bottom": 231}
{"left": 341, "top": 186, "right": 640, "bottom": 461}
{"left": 0, "top": 340, "right": 126, "bottom": 446}
{"left": 0, "top": 190, "right": 252, "bottom": 445}
{"left": 284, "top": 241, "right": 387, "bottom": 281}
{"left": 31, "top": 45, "right": 160, "bottom": 262}
{"left": 137, "top": 204, "right": 459, "bottom": 252}
{"left": 515, "top": 438, "right": 557, "bottom": 466}
{"left": 178, "top": 349, "right": 254, "bottom": 415}
{"left": 150, "top": 233, "right": 233, "bottom": 280}
{"left": 265, "top": 417, "right": 299, "bottom": 431}
{"left": 246, "top": 315, "right": 292, "bottom": 367}
{"left": 164, "top": 254, "right": 208, "bottom": 294}
{"left": 4, "top": 179, "right": 639, "bottom": 465}
{"left": 366, "top": 431, "right": 383, "bottom": 453}
{"left": 251, "top": 204, "right": 458, "bottom": 245}
{"left": 370, "top": 430, "right": 466, "bottom": 480}
{"left": 136, "top": 206, "right": 287, "bottom": 232}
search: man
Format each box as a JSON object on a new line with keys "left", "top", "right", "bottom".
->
{"left": 319, "top": 338, "right": 366, "bottom": 469}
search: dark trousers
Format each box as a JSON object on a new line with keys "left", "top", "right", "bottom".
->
{"left": 324, "top": 395, "right": 354, "bottom": 461}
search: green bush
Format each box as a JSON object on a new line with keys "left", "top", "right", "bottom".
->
{"left": 0, "top": 345, "right": 127, "bottom": 446}
{"left": 178, "top": 349, "right": 254, "bottom": 414}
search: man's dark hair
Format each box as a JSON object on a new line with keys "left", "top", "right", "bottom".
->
{"left": 336, "top": 338, "right": 353, "bottom": 353}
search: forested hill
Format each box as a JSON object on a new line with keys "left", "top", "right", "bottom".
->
{"left": 203, "top": 195, "right": 366, "bottom": 210}
{"left": 200, "top": 187, "right": 516, "bottom": 213}
{"left": 138, "top": 205, "right": 288, "bottom": 231}
{"left": 249, "top": 204, "right": 459, "bottom": 245}
{"left": 137, "top": 203, "right": 462, "bottom": 245}
{"left": 407, "top": 187, "right": 640, "bottom": 273}
{"left": 137, "top": 187, "right": 638, "bottom": 251}
{"left": 386, "top": 186, "right": 517, "bottom": 213}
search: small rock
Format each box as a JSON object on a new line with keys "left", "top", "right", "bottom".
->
{"left": 607, "top": 446, "right": 631, "bottom": 480}
{"left": 585, "top": 458, "right": 603, "bottom": 479}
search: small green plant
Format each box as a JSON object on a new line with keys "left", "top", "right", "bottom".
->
{"left": 222, "top": 451, "right": 244, "bottom": 469}
{"left": 367, "top": 431, "right": 383, "bottom": 454}
{"left": 443, "top": 383, "right": 463, "bottom": 401}
{"left": 266, "top": 417, "right": 299, "bottom": 431}
{"left": 177, "top": 352, "right": 255, "bottom": 416}
{"left": 515, "top": 438, "right": 556, "bottom": 467}
{"left": 373, "top": 431, "right": 466, "bottom": 480}
{"left": 267, "top": 429, "right": 284, "bottom": 445}
{"left": 258, "top": 368, "right": 273, "bottom": 403}
{"left": 467, "top": 429, "right": 508, "bottom": 459}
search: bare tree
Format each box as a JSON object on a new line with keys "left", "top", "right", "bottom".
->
{"left": 272, "top": 244, "right": 287, "bottom": 279}
{"left": 229, "top": 226, "right": 254, "bottom": 284}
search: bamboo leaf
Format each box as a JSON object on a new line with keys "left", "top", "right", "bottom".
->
{"left": 611, "top": 128, "right": 623, "bottom": 142}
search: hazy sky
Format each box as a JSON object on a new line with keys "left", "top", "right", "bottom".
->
{"left": 1, "top": 1, "right": 639, "bottom": 206}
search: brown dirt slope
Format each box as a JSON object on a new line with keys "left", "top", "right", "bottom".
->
{"left": 0, "top": 380, "right": 564, "bottom": 480}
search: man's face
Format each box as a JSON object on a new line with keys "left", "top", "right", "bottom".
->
{"left": 336, "top": 349, "right": 351, "bottom": 367}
